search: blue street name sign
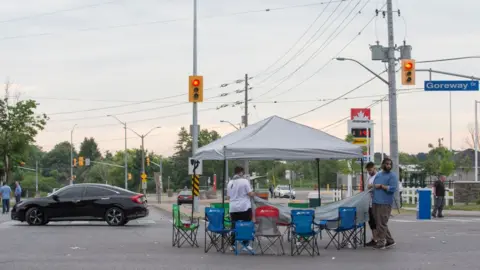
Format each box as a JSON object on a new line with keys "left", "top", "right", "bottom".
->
{"left": 424, "top": 80, "right": 479, "bottom": 91}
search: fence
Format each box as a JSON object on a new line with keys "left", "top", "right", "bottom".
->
{"left": 401, "top": 187, "right": 455, "bottom": 206}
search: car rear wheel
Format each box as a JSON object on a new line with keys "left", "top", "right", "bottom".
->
{"left": 105, "top": 207, "right": 125, "bottom": 226}
{"left": 26, "top": 207, "right": 46, "bottom": 226}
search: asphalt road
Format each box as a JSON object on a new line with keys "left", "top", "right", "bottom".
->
{"left": 0, "top": 208, "right": 479, "bottom": 269}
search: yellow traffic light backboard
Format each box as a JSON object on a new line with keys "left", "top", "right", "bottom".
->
{"left": 189, "top": 75, "right": 203, "bottom": 103}
{"left": 128, "top": 173, "right": 132, "bottom": 180}
{"left": 146, "top": 157, "right": 150, "bottom": 166}
{"left": 401, "top": 59, "right": 416, "bottom": 85}
{"left": 73, "top": 158, "right": 77, "bottom": 167}
{"left": 79, "top": 156, "right": 84, "bottom": 167}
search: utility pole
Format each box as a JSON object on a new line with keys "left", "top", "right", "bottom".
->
{"left": 70, "top": 124, "right": 77, "bottom": 185}
{"left": 475, "top": 101, "right": 479, "bottom": 182}
{"left": 141, "top": 136, "right": 145, "bottom": 194}
{"left": 386, "top": 0, "right": 400, "bottom": 179}
{"left": 243, "top": 73, "right": 249, "bottom": 175}
{"left": 191, "top": 0, "right": 199, "bottom": 155}
{"left": 35, "top": 161, "right": 38, "bottom": 197}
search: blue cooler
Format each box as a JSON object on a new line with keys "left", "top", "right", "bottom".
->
{"left": 417, "top": 188, "right": 432, "bottom": 220}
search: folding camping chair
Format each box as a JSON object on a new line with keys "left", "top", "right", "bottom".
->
{"left": 255, "top": 206, "right": 285, "bottom": 255}
{"left": 233, "top": 221, "right": 256, "bottom": 256}
{"left": 204, "top": 207, "right": 232, "bottom": 253}
{"left": 210, "top": 202, "right": 232, "bottom": 229}
{"left": 290, "top": 209, "right": 319, "bottom": 257}
{"left": 321, "top": 207, "right": 359, "bottom": 250}
{"left": 171, "top": 204, "right": 199, "bottom": 248}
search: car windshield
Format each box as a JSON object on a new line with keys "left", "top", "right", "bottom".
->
{"left": 48, "top": 186, "right": 70, "bottom": 196}
{"left": 278, "top": 186, "right": 290, "bottom": 190}
{"left": 179, "top": 191, "right": 191, "bottom": 195}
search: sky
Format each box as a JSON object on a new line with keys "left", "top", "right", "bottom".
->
{"left": 1, "top": 0, "right": 479, "bottom": 157}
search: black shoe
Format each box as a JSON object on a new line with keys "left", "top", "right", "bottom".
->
{"left": 385, "top": 242, "right": 396, "bottom": 249}
{"left": 365, "top": 240, "right": 377, "bottom": 247}
{"left": 373, "top": 242, "right": 386, "bottom": 250}
{"left": 438, "top": 215, "right": 444, "bottom": 218}
{"left": 432, "top": 214, "right": 436, "bottom": 218}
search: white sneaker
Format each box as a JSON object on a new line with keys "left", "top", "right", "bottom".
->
{"left": 242, "top": 245, "right": 254, "bottom": 252}
{"left": 229, "top": 246, "right": 236, "bottom": 252}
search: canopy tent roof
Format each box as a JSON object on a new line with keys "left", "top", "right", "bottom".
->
{"left": 193, "top": 115, "right": 363, "bottom": 161}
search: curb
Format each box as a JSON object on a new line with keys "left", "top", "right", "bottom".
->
{"left": 403, "top": 208, "right": 480, "bottom": 218}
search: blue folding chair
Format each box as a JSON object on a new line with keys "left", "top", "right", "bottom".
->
{"left": 290, "top": 210, "right": 319, "bottom": 257}
{"left": 321, "top": 207, "right": 359, "bottom": 250}
{"left": 204, "top": 207, "right": 232, "bottom": 253}
{"left": 233, "top": 221, "right": 255, "bottom": 256}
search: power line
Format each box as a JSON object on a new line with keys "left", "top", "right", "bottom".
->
{"left": 0, "top": 0, "right": 120, "bottom": 24}
{"left": 44, "top": 77, "right": 245, "bottom": 116}
{"left": 254, "top": 0, "right": 339, "bottom": 82}
{"left": 255, "top": 0, "right": 369, "bottom": 99}
{"left": 262, "top": 1, "right": 381, "bottom": 100}
{"left": 0, "top": 1, "right": 344, "bottom": 41}
{"left": 321, "top": 89, "right": 425, "bottom": 131}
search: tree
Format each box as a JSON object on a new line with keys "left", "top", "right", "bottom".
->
{"left": 0, "top": 97, "right": 47, "bottom": 182}
{"left": 399, "top": 152, "right": 419, "bottom": 165}
{"left": 422, "top": 142, "right": 455, "bottom": 176}
{"left": 464, "top": 123, "right": 478, "bottom": 149}
{"left": 79, "top": 137, "right": 102, "bottom": 161}
{"left": 42, "top": 141, "right": 75, "bottom": 183}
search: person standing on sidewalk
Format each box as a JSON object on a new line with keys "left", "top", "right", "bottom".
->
{"left": 0, "top": 183, "right": 12, "bottom": 214}
{"left": 14, "top": 181, "right": 22, "bottom": 204}
{"left": 227, "top": 166, "right": 255, "bottom": 252}
{"left": 365, "top": 161, "right": 378, "bottom": 247}
{"left": 372, "top": 158, "right": 398, "bottom": 250}
{"left": 432, "top": 175, "right": 446, "bottom": 218}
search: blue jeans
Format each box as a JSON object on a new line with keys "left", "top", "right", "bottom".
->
{"left": 2, "top": 199, "right": 9, "bottom": 213}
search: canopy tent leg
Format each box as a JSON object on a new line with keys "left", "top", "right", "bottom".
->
{"left": 316, "top": 158, "right": 321, "bottom": 206}
{"left": 360, "top": 158, "right": 366, "bottom": 247}
{"left": 222, "top": 158, "right": 227, "bottom": 207}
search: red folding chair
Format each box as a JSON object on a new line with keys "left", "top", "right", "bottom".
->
{"left": 255, "top": 205, "right": 285, "bottom": 255}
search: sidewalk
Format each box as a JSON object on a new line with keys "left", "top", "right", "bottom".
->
{"left": 403, "top": 207, "right": 480, "bottom": 217}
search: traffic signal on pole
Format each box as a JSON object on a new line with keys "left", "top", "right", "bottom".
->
{"left": 128, "top": 173, "right": 132, "bottom": 180}
{"left": 401, "top": 59, "right": 416, "bottom": 85}
{"left": 188, "top": 75, "right": 203, "bottom": 103}
{"left": 146, "top": 157, "right": 150, "bottom": 166}
{"left": 79, "top": 156, "right": 84, "bottom": 167}
{"left": 73, "top": 158, "right": 77, "bottom": 167}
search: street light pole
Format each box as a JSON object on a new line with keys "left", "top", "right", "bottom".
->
{"left": 475, "top": 101, "right": 479, "bottom": 182}
{"left": 107, "top": 115, "right": 129, "bottom": 190}
{"left": 220, "top": 120, "right": 240, "bottom": 130}
{"left": 35, "top": 160, "right": 38, "bottom": 197}
{"left": 127, "top": 126, "right": 161, "bottom": 194}
{"left": 192, "top": 0, "right": 199, "bottom": 154}
{"left": 70, "top": 124, "right": 77, "bottom": 185}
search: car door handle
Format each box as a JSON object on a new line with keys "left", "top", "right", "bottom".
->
{"left": 100, "top": 197, "right": 110, "bottom": 200}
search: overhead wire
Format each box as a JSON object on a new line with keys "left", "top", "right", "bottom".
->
{"left": 0, "top": 1, "right": 346, "bottom": 41}
{"left": 255, "top": 0, "right": 370, "bottom": 99}
{"left": 263, "top": 0, "right": 382, "bottom": 100}
{"left": 254, "top": 0, "right": 340, "bottom": 84}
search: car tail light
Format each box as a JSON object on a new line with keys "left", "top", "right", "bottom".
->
{"left": 131, "top": 194, "right": 144, "bottom": 204}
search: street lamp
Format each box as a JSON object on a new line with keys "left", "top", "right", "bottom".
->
{"left": 335, "top": 57, "right": 389, "bottom": 85}
{"left": 220, "top": 120, "right": 240, "bottom": 130}
{"left": 70, "top": 124, "right": 77, "bottom": 185}
{"left": 128, "top": 126, "right": 162, "bottom": 194}
{"left": 107, "top": 115, "right": 129, "bottom": 190}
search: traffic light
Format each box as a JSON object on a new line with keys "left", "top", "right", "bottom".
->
{"left": 128, "top": 173, "right": 132, "bottom": 180}
{"left": 79, "top": 156, "right": 84, "bottom": 167}
{"left": 188, "top": 75, "right": 203, "bottom": 102}
{"left": 73, "top": 158, "right": 77, "bottom": 167}
{"left": 401, "top": 59, "right": 415, "bottom": 85}
{"left": 146, "top": 157, "right": 150, "bottom": 166}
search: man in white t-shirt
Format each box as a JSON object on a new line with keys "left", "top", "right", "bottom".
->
{"left": 227, "top": 166, "right": 255, "bottom": 252}
{"left": 365, "top": 161, "right": 378, "bottom": 247}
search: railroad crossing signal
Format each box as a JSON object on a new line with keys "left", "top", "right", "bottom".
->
{"left": 192, "top": 174, "right": 200, "bottom": 197}
{"left": 141, "top": 173, "right": 147, "bottom": 183}
{"left": 401, "top": 59, "right": 416, "bottom": 85}
{"left": 188, "top": 75, "right": 203, "bottom": 103}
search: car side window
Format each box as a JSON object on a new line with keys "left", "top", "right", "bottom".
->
{"left": 85, "top": 187, "right": 116, "bottom": 197}
{"left": 57, "top": 186, "right": 85, "bottom": 198}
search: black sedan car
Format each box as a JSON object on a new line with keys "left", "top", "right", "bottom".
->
{"left": 11, "top": 183, "right": 148, "bottom": 226}
{"left": 177, "top": 190, "right": 193, "bottom": 205}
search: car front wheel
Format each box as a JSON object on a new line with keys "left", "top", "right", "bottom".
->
{"left": 105, "top": 207, "right": 126, "bottom": 226}
{"left": 26, "top": 207, "right": 46, "bottom": 226}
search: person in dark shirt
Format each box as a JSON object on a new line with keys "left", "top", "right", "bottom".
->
{"left": 432, "top": 175, "right": 446, "bottom": 218}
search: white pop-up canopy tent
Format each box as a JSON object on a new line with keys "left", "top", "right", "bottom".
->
{"left": 192, "top": 115, "right": 364, "bottom": 206}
